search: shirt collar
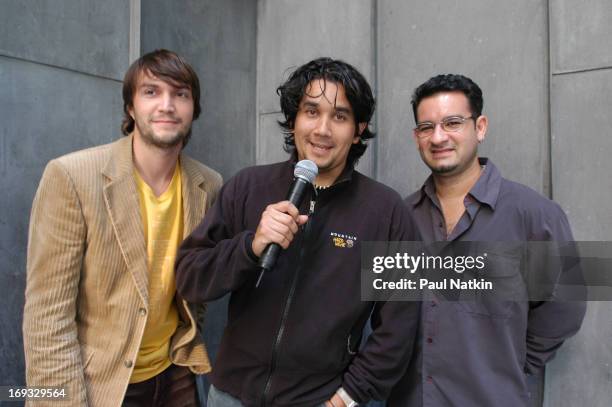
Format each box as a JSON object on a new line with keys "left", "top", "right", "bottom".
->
{"left": 411, "top": 157, "right": 502, "bottom": 210}
{"left": 469, "top": 157, "right": 501, "bottom": 209}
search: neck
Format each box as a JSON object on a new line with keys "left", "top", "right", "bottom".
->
{"left": 314, "top": 164, "right": 347, "bottom": 188}
{"left": 132, "top": 133, "right": 181, "bottom": 196}
{"left": 433, "top": 159, "right": 482, "bottom": 201}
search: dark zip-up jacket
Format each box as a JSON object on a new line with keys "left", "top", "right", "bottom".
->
{"left": 176, "top": 160, "right": 420, "bottom": 406}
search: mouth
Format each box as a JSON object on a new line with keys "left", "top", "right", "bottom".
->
{"left": 151, "top": 118, "right": 180, "bottom": 125}
{"left": 430, "top": 147, "right": 455, "bottom": 158}
{"left": 309, "top": 141, "right": 333, "bottom": 154}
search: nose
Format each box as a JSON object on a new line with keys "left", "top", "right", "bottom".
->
{"left": 314, "top": 115, "right": 332, "bottom": 137}
{"left": 429, "top": 123, "right": 449, "bottom": 144}
{"left": 158, "top": 92, "right": 176, "bottom": 112}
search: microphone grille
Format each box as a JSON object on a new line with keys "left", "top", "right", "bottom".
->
{"left": 294, "top": 160, "right": 318, "bottom": 184}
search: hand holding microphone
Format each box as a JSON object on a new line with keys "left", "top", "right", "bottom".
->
{"left": 254, "top": 160, "right": 318, "bottom": 286}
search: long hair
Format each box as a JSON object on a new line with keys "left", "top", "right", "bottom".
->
{"left": 277, "top": 57, "right": 376, "bottom": 166}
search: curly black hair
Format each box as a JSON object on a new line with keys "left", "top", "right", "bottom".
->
{"left": 277, "top": 57, "right": 375, "bottom": 166}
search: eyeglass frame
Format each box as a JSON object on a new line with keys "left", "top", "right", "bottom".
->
{"left": 413, "top": 115, "right": 477, "bottom": 138}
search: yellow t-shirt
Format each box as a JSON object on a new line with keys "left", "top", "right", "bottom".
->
{"left": 130, "top": 164, "right": 183, "bottom": 383}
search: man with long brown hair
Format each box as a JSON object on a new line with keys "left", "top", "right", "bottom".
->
{"left": 23, "top": 49, "right": 222, "bottom": 406}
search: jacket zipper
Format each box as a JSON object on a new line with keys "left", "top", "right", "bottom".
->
{"left": 260, "top": 196, "right": 317, "bottom": 406}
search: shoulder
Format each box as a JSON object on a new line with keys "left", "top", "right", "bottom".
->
{"left": 353, "top": 172, "right": 405, "bottom": 206}
{"left": 225, "top": 161, "right": 293, "bottom": 193}
{"left": 40, "top": 140, "right": 119, "bottom": 188}
{"left": 499, "top": 178, "right": 565, "bottom": 217}
{"left": 498, "top": 178, "right": 571, "bottom": 239}
{"left": 181, "top": 155, "right": 223, "bottom": 191}
{"left": 52, "top": 141, "right": 114, "bottom": 173}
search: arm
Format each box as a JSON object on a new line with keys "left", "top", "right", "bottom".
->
{"left": 175, "top": 177, "right": 305, "bottom": 303}
{"left": 524, "top": 205, "right": 586, "bottom": 374}
{"left": 23, "top": 160, "right": 88, "bottom": 406}
{"left": 341, "top": 200, "right": 421, "bottom": 403}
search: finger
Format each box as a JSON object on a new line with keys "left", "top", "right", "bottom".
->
{"left": 270, "top": 201, "right": 300, "bottom": 220}
{"left": 266, "top": 211, "right": 299, "bottom": 234}
{"left": 296, "top": 215, "right": 308, "bottom": 226}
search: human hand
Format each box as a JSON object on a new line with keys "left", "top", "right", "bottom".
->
{"left": 252, "top": 200, "right": 308, "bottom": 257}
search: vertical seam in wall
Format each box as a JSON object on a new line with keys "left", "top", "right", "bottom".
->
{"left": 546, "top": 0, "right": 553, "bottom": 201}
{"left": 255, "top": 0, "right": 262, "bottom": 165}
{"left": 371, "top": 0, "right": 379, "bottom": 181}
{"left": 129, "top": 0, "right": 141, "bottom": 64}
{"left": 542, "top": 0, "right": 553, "bottom": 404}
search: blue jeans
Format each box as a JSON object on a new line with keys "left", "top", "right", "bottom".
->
{"left": 207, "top": 385, "right": 327, "bottom": 407}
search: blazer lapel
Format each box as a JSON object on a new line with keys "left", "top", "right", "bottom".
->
{"left": 101, "top": 135, "right": 149, "bottom": 305}
{"left": 181, "top": 156, "right": 209, "bottom": 238}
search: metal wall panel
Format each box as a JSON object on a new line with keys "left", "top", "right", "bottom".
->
{"left": 550, "top": 0, "right": 612, "bottom": 73}
{"left": 142, "top": 0, "right": 257, "bottom": 180}
{"left": 544, "top": 69, "right": 612, "bottom": 407}
{"left": 377, "top": 0, "right": 550, "bottom": 198}
{"left": 0, "top": 0, "right": 130, "bottom": 80}
{"left": 256, "top": 0, "right": 375, "bottom": 177}
{"left": 0, "top": 55, "right": 123, "bottom": 387}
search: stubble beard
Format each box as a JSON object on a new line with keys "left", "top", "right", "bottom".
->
{"left": 135, "top": 119, "right": 191, "bottom": 150}
{"left": 423, "top": 145, "right": 478, "bottom": 176}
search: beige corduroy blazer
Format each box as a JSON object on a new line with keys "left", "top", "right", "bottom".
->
{"left": 23, "top": 135, "right": 222, "bottom": 406}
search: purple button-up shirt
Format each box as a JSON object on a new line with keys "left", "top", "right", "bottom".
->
{"left": 388, "top": 158, "right": 586, "bottom": 407}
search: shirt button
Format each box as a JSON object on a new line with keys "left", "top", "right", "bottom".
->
{"left": 124, "top": 360, "right": 133, "bottom": 368}
{"left": 427, "top": 337, "right": 433, "bottom": 344}
{"left": 139, "top": 308, "right": 147, "bottom": 316}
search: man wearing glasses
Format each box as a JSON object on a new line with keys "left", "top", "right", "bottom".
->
{"left": 388, "top": 74, "right": 585, "bottom": 406}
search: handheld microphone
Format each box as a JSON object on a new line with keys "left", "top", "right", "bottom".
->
{"left": 256, "top": 160, "right": 318, "bottom": 287}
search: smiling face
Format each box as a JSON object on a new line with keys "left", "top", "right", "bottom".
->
{"left": 128, "top": 71, "right": 194, "bottom": 150}
{"left": 292, "top": 79, "right": 366, "bottom": 186}
{"left": 414, "top": 91, "right": 487, "bottom": 177}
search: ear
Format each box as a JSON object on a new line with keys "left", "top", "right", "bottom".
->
{"left": 475, "top": 115, "right": 488, "bottom": 143}
{"left": 128, "top": 105, "right": 135, "bottom": 120}
{"left": 353, "top": 122, "right": 367, "bottom": 144}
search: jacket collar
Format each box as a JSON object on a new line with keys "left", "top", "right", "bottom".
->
{"left": 100, "top": 135, "right": 209, "bottom": 305}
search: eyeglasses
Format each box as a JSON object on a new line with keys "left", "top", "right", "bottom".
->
{"left": 414, "top": 115, "right": 475, "bottom": 138}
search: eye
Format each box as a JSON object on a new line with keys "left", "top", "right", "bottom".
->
{"left": 334, "top": 112, "right": 348, "bottom": 121}
{"left": 416, "top": 123, "right": 434, "bottom": 134}
{"left": 443, "top": 117, "right": 464, "bottom": 131}
{"left": 177, "top": 90, "right": 191, "bottom": 98}
{"left": 143, "top": 88, "right": 156, "bottom": 96}
{"left": 304, "top": 107, "right": 317, "bottom": 117}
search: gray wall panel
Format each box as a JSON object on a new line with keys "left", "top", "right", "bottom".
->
{"left": 256, "top": 0, "right": 375, "bottom": 176}
{"left": 141, "top": 0, "right": 257, "bottom": 180}
{"left": 0, "top": 0, "right": 130, "bottom": 80}
{"left": 545, "top": 69, "right": 612, "bottom": 407}
{"left": 0, "top": 55, "right": 122, "bottom": 387}
{"left": 550, "top": 70, "right": 612, "bottom": 240}
{"left": 377, "top": 0, "right": 550, "bottom": 198}
{"left": 258, "top": 112, "right": 290, "bottom": 165}
{"left": 550, "top": 0, "right": 612, "bottom": 73}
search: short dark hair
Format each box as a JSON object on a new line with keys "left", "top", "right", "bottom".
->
{"left": 121, "top": 49, "right": 201, "bottom": 145}
{"left": 411, "top": 74, "right": 483, "bottom": 123}
{"left": 277, "top": 57, "right": 376, "bottom": 166}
